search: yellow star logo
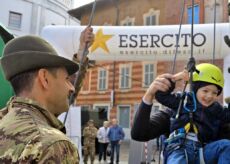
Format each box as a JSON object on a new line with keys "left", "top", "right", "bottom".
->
{"left": 90, "top": 28, "right": 113, "bottom": 53}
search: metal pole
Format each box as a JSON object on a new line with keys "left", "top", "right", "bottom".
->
{"left": 64, "top": 0, "right": 97, "bottom": 125}
{"left": 213, "top": 0, "right": 217, "bottom": 64}
{"left": 189, "top": 0, "right": 195, "bottom": 92}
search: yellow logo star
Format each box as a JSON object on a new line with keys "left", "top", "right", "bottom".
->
{"left": 90, "top": 28, "right": 113, "bottom": 53}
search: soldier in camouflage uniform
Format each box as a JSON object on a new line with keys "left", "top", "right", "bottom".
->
{"left": 83, "top": 120, "right": 98, "bottom": 164}
{"left": 0, "top": 27, "right": 94, "bottom": 163}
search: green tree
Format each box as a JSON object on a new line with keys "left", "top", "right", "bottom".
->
{"left": 0, "top": 24, "right": 14, "bottom": 109}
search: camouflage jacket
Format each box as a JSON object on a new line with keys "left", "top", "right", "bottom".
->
{"left": 83, "top": 126, "right": 97, "bottom": 146}
{"left": 0, "top": 97, "right": 79, "bottom": 164}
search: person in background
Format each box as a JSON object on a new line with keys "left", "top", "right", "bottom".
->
{"left": 0, "top": 27, "right": 94, "bottom": 163}
{"left": 108, "top": 118, "right": 125, "bottom": 164}
{"left": 83, "top": 120, "right": 98, "bottom": 164}
{"left": 97, "top": 121, "right": 110, "bottom": 163}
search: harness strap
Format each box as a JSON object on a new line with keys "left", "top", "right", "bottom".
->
{"left": 184, "top": 122, "right": 198, "bottom": 134}
{"left": 199, "top": 147, "right": 206, "bottom": 164}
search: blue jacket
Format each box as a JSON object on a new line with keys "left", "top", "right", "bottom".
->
{"left": 155, "top": 82, "right": 230, "bottom": 144}
{"left": 108, "top": 125, "right": 125, "bottom": 141}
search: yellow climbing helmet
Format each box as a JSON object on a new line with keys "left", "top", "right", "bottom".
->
{"left": 193, "top": 63, "right": 224, "bottom": 88}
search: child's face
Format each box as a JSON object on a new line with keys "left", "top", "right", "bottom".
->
{"left": 196, "top": 84, "right": 219, "bottom": 107}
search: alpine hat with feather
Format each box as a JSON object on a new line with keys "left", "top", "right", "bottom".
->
{"left": 0, "top": 35, "right": 79, "bottom": 80}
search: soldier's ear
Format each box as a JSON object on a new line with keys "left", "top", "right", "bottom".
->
{"left": 37, "top": 69, "right": 50, "bottom": 89}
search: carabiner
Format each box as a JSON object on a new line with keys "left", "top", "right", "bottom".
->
{"left": 184, "top": 91, "right": 197, "bottom": 113}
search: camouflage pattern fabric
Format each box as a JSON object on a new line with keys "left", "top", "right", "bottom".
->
{"left": 0, "top": 97, "right": 79, "bottom": 163}
{"left": 0, "top": 107, "right": 8, "bottom": 120}
{"left": 83, "top": 125, "right": 97, "bottom": 164}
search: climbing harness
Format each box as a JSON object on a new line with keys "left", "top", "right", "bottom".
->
{"left": 161, "top": 0, "right": 221, "bottom": 163}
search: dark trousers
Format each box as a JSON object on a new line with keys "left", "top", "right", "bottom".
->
{"left": 110, "top": 140, "right": 120, "bottom": 163}
{"left": 98, "top": 142, "right": 109, "bottom": 161}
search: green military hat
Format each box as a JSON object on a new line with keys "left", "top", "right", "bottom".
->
{"left": 0, "top": 35, "right": 79, "bottom": 80}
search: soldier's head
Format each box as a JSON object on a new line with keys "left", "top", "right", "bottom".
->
{"left": 88, "top": 120, "right": 94, "bottom": 127}
{"left": 103, "top": 121, "right": 109, "bottom": 128}
{"left": 0, "top": 35, "right": 79, "bottom": 115}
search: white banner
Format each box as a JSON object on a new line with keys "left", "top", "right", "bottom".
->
{"left": 41, "top": 23, "right": 230, "bottom": 61}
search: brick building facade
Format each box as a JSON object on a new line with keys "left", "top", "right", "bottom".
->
{"left": 69, "top": 0, "right": 228, "bottom": 139}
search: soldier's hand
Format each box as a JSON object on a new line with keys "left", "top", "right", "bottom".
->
{"left": 74, "top": 27, "right": 94, "bottom": 62}
{"left": 79, "top": 27, "right": 94, "bottom": 50}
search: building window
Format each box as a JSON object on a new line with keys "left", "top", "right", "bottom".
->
{"left": 94, "top": 104, "right": 109, "bottom": 120}
{"left": 187, "top": 5, "right": 200, "bottom": 24}
{"left": 121, "top": 16, "right": 135, "bottom": 26}
{"left": 143, "top": 8, "right": 160, "bottom": 25}
{"left": 123, "top": 21, "right": 133, "bottom": 26}
{"left": 119, "top": 65, "right": 131, "bottom": 89}
{"left": 118, "top": 105, "right": 130, "bottom": 128}
{"left": 146, "top": 15, "right": 156, "bottom": 25}
{"left": 228, "top": 3, "right": 230, "bottom": 16}
{"left": 133, "top": 103, "right": 140, "bottom": 116}
{"left": 98, "top": 68, "right": 107, "bottom": 91}
{"left": 8, "top": 11, "right": 22, "bottom": 29}
{"left": 81, "top": 105, "right": 90, "bottom": 111}
{"left": 205, "top": 3, "right": 221, "bottom": 23}
{"left": 143, "top": 63, "right": 154, "bottom": 87}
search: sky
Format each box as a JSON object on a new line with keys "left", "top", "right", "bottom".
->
{"left": 74, "top": 0, "right": 94, "bottom": 8}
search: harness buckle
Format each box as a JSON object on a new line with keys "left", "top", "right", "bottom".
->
{"left": 165, "top": 128, "right": 186, "bottom": 144}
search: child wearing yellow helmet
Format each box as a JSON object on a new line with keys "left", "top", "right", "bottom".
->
{"left": 150, "top": 63, "right": 230, "bottom": 164}
{"left": 193, "top": 63, "right": 224, "bottom": 95}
